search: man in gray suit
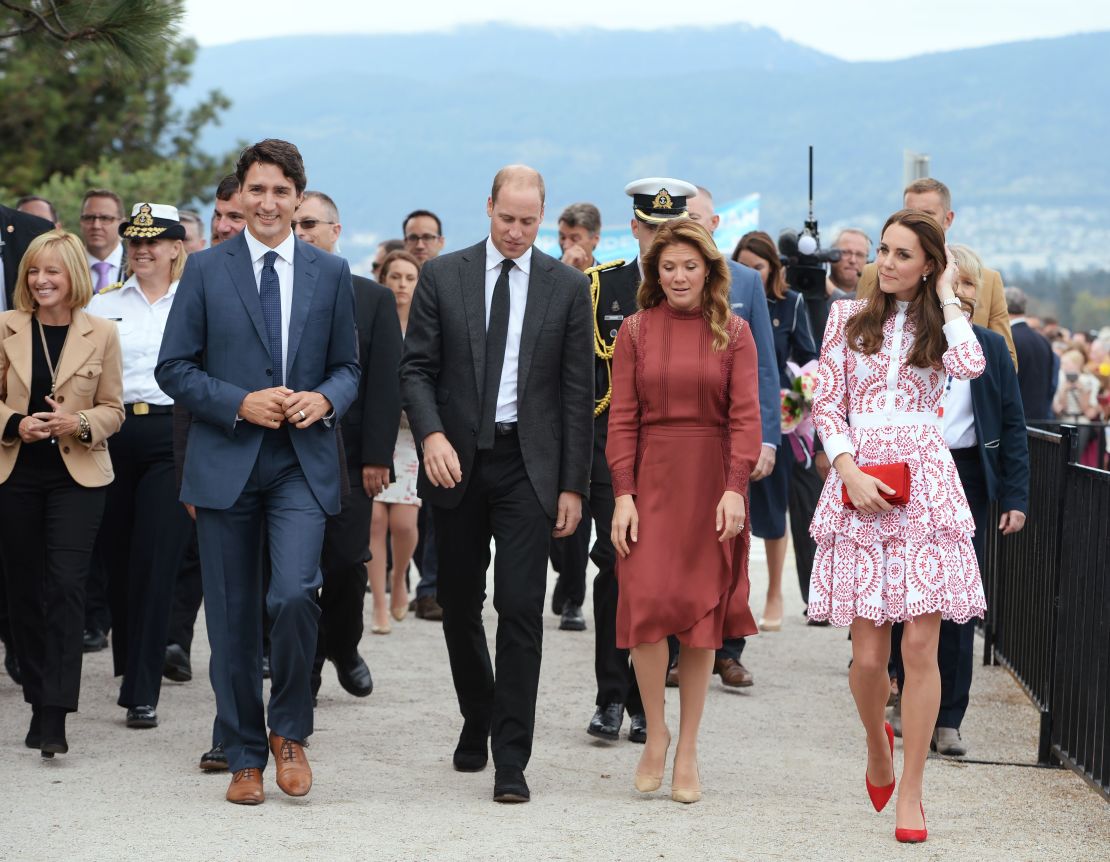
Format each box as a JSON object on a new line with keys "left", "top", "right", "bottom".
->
{"left": 156, "top": 139, "right": 360, "bottom": 805}
{"left": 401, "top": 165, "right": 593, "bottom": 803}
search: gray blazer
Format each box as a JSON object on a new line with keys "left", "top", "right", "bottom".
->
{"left": 400, "top": 240, "right": 593, "bottom": 518}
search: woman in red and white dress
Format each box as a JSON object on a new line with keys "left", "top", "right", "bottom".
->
{"left": 807, "top": 209, "right": 986, "bottom": 843}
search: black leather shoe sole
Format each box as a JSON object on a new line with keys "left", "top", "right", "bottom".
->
{"left": 628, "top": 722, "right": 647, "bottom": 744}
{"left": 559, "top": 616, "right": 587, "bottom": 631}
{"left": 493, "top": 788, "right": 530, "bottom": 803}
{"left": 493, "top": 768, "right": 530, "bottom": 803}
{"left": 126, "top": 709, "right": 158, "bottom": 729}
{"left": 40, "top": 738, "right": 68, "bottom": 757}
{"left": 587, "top": 721, "right": 620, "bottom": 741}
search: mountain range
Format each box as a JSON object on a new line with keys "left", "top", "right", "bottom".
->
{"left": 179, "top": 24, "right": 1110, "bottom": 273}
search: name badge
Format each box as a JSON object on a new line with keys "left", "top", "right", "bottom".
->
{"left": 603, "top": 314, "right": 624, "bottom": 321}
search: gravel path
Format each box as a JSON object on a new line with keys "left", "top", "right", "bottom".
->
{"left": 2, "top": 545, "right": 1107, "bottom": 861}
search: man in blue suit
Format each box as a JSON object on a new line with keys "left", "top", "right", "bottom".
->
{"left": 156, "top": 139, "right": 359, "bottom": 805}
{"left": 677, "top": 187, "right": 781, "bottom": 688}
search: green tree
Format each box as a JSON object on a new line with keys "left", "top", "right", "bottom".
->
{"left": 0, "top": 0, "right": 236, "bottom": 203}
{"left": 1071, "top": 291, "right": 1110, "bottom": 333}
{"left": 36, "top": 156, "right": 186, "bottom": 230}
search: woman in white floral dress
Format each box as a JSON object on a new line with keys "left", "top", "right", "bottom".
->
{"left": 368, "top": 252, "right": 422, "bottom": 633}
{"left": 808, "top": 210, "right": 985, "bottom": 843}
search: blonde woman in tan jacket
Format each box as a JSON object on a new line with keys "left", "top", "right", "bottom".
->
{"left": 0, "top": 230, "right": 124, "bottom": 758}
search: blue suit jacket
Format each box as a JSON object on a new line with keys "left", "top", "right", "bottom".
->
{"left": 155, "top": 231, "right": 360, "bottom": 515}
{"left": 970, "top": 325, "right": 1030, "bottom": 513}
{"left": 728, "top": 260, "right": 781, "bottom": 447}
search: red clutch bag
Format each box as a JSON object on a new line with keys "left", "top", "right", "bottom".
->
{"left": 841, "top": 462, "right": 911, "bottom": 510}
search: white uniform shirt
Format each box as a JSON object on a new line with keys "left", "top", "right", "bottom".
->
{"left": 942, "top": 375, "right": 977, "bottom": 449}
{"left": 484, "top": 236, "right": 531, "bottom": 423}
{"left": 243, "top": 228, "right": 295, "bottom": 381}
{"left": 87, "top": 275, "right": 178, "bottom": 405}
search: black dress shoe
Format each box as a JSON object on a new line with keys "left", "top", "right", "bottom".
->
{"left": 162, "top": 643, "right": 192, "bottom": 682}
{"left": 587, "top": 703, "right": 623, "bottom": 741}
{"left": 628, "top": 713, "right": 647, "bottom": 744}
{"left": 200, "top": 743, "right": 229, "bottom": 772}
{"left": 261, "top": 654, "right": 271, "bottom": 679}
{"left": 39, "top": 706, "right": 67, "bottom": 758}
{"left": 126, "top": 705, "right": 158, "bottom": 728}
{"left": 493, "top": 767, "right": 530, "bottom": 803}
{"left": 4, "top": 648, "right": 21, "bottom": 685}
{"left": 559, "top": 603, "right": 586, "bottom": 632}
{"left": 453, "top": 723, "right": 489, "bottom": 772}
{"left": 333, "top": 651, "right": 373, "bottom": 697}
{"left": 25, "top": 708, "right": 41, "bottom": 750}
{"left": 82, "top": 628, "right": 108, "bottom": 653}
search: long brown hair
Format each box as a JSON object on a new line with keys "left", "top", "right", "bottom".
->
{"left": 733, "top": 230, "right": 787, "bottom": 300}
{"left": 638, "top": 219, "right": 733, "bottom": 351}
{"left": 844, "top": 209, "right": 948, "bottom": 369}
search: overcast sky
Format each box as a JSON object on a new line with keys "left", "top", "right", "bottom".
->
{"left": 183, "top": 0, "right": 1110, "bottom": 61}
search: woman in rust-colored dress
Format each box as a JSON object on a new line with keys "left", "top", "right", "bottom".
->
{"left": 608, "top": 219, "right": 761, "bottom": 804}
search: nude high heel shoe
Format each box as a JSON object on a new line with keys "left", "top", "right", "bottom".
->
{"left": 634, "top": 732, "right": 670, "bottom": 794}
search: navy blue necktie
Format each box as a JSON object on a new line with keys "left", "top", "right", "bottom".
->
{"left": 260, "top": 250, "right": 283, "bottom": 387}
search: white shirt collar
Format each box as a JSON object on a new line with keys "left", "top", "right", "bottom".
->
{"left": 244, "top": 227, "right": 296, "bottom": 266}
{"left": 119, "top": 273, "right": 179, "bottom": 301}
{"left": 485, "top": 236, "right": 532, "bottom": 275}
{"left": 1011, "top": 315, "right": 1027, "bottom": 326}
{"left": 87, "top": 242, "right": 124, "bottom": 268}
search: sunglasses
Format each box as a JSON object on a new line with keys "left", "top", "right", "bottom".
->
{"left": 291, "top": 218, "right": 335, "bottom": 230}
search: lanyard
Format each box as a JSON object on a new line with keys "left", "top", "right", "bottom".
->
{"left": 36, "top": 317, "right": 68, "bottom": 399}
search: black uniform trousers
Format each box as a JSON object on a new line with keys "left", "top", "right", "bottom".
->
{"left": 167, "top": 527, "right": 202, "bottom": 653}
{"left": 434, "top": 430, "right": 552, "bottom": 771}
{"left": 891, "top": 447, "right": 987, "bottom": 730}
{"left": 313, "top": 464, "right": 372, "bottom": 680}
{"left": 99, "top": 412, "right": 192, "bottom": 708}
{"left": 549, "top": 508, "right": 589, "bottom": 609}
{"left": 0, "top": 447, "right": 105, "bottom": 711}
{"left": 589, "top": 475, "right": 643, "bottom": 713}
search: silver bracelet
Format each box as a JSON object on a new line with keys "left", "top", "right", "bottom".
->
{"left": 939, "top": 297, "right": 961, "bottom": 310}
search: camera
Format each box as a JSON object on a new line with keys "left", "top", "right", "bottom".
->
{"left": 1066, "top": 372, "right": 1079, "bottom": 383}
{"left": 776, "top": 146, "right": 840, "bottom": 302}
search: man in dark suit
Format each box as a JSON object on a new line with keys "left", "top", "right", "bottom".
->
{"left": 293, "top": 190, "right": 403, "bottom": 700}
{"left": 0, "top": 202, "right": 54, "bottom": 682}
{"left": 401, "top": 165, "right": 593, "bottom": 803}
{"left": 156, "top": 139, "right": 360, "bottom": 805}
{"left": 1005, "top": 287, "right": 1056, "bottom": 421}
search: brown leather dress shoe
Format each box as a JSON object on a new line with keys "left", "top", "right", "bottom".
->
{"left": 269, "top": 731, "right": 312, "bottom": 797}
{"left": 414, "top": 595, "right": 444, "bottom": 621}
{"left": 226, "top": 768, "right": 264, "bottom": 805}
{"left": 714, "top": 657, "right": 754, "bottom": 687}
{"left": 666, "top": 662, "right": 680, "bottom": 688}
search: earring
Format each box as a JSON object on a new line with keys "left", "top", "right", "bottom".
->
{"left": 922, "top": 275, "right": 927, "bottom": 283}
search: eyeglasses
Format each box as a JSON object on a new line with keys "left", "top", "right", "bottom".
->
{"left": 835, "top": 250, "right": 868, "bottom": 261}
{"left": 405, "top": 233, "right": 441, "bottom": 245}
{"left": 291, "top": 218, "right": 335, "bottom": 230}
{"left": 79, "top": 214, "right": 121, "bottom": 224}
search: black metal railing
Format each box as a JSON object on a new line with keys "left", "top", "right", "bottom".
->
{"left": 982, "top": 424, "right": 1110, "bottom": 801}
{"left": 1052, "top": 464, "right": 1110, "bottom": 798}
{"left": 1029, "top": 420, "right": 1109, "bottom": 471}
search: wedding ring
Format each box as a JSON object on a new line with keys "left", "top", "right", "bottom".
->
{"left": 298, "top": 410, "right": 306, "bottom": 422}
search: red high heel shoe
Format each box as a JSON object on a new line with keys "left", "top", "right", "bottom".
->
{"left": 895, "top": 802, "right": 928, "bottom": 843}
{"left": 865, "top": 721, "right": 896, "bottom": 812}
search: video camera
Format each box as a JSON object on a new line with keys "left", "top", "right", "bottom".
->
{"left": 777, "top": 146, "right": 840, "bottom": 303}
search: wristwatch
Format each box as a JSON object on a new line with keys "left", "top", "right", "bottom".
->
{"left": 939, "top": 296, "right": 962, "bottom": 310}
{"left": 73, "top": 412, "right": 92, "bottom": 443}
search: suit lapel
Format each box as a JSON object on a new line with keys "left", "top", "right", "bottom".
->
{"left": 2, "top": 312, "right": 33, "bottom": 390}
{"left": 53, "top": 309, "right": 95, "bottom": 391}
{"left": 516, "top": 249, "right": 555, "bottom": 402}
{"left": 286, "top": 239, "right": 319, "bottom": 377}
{"left": 224, "top": 232, "right": 270, "bottom": 351}
{"left": 461, "top": 242, "right": 488, "bottom": 397}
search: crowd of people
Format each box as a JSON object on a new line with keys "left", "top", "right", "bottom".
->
{"left": 0, "top": 144, "right": 1082, "bottom": 842}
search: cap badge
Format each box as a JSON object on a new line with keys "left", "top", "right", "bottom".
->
{"left": 652, "top": 190, "right": 673, "bottom": 210}
{"left": 134, "top": 204, "right": 154, "bottom": 228}
{"left": 611, "top": 300, "right": 620, "bottom": 312}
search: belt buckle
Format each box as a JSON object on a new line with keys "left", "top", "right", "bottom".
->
{"left": 132, "top": 402, "right": 150, "bottom": 416}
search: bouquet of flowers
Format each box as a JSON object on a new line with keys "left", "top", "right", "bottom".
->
{"left": 781, "top": 360, "right": 820, "bottom": 465}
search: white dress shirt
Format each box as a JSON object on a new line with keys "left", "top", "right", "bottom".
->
{"left": 942, "top": 375, "right": 977, "bottom": 449}
{"left": 86, "top": 243, "right": 125, "bottom": 286}
{"left": 244, "top": 228, "right": 295, "bottom": 381}
{"left": 87, "top": 276, "right": 178, "bottom": 405}
{"left": 484, "top": 236, "right": 531, "bottom": 423}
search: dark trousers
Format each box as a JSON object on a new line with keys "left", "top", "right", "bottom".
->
{"left": 84, "top": 541, "right": 112, "bottom": 636}
{"left": 0, "top": 450, "right": 105, "bottom": 711}
{"left": 588, "top": 478, "right": 642, "bottom": 712}
{"left": 195, "top": 429, "right": 326, "bottom": 772}
{"left": 100, "top": 414, "right": 192, "bottom": 708}
{"left": 892, "top": 449, "right": 988, "bottom": 729}
{"left": 314, "top": 465, "right": 372, "bottom": 675}
{"left": 434, "top": 432, "right": 552, "bottom": 771}
{"left": 414, "top": 504, "right": 438, "bottom": 598}
{"left": 550, "top": 505, "right": 589, "bottom": 609}
{"left": 788, "top": 455, "right": 823, "bottom": 604}
{"left": 167, "top": 527, "right": 202, "bottom": 653}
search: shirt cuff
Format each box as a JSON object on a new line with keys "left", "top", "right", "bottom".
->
{"left": 761, "top": 442, "right": 778, "bottom": 450}
{"left": 942, "top": 316, "right": 976, "bottom": 346}
{"left": 822, "top": 431, "right": 855, "bottom": 466}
